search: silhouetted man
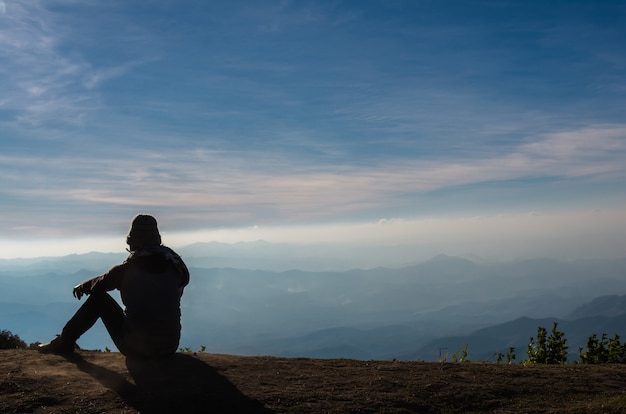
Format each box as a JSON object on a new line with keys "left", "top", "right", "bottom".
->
{"left": 39, "top": 214, "right": 190, "bottom": 358}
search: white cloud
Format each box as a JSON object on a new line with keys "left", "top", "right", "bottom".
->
{"left": 522, "top": 125, "right": 626, "bottom": 166}
{"left": 2, "top": 124, "right": 625, "bottom": 232}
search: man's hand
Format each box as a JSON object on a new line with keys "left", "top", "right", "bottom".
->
{"left": 73, "top": 285, "right": 84, "bottom": 300}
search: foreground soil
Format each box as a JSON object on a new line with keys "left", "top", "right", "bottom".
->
{"left": 2, "top": 350, "right": 626, "bottom": 413}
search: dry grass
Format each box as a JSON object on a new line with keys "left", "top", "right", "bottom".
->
{"left": 2, "top": 350, "right": 626, "bottom": 413}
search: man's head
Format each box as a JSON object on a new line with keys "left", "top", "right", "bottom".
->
{"left": 126, "top": 214, "right": 162, "bottom": 250}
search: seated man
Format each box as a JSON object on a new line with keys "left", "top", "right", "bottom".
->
{"left": 39, "top": 214, "right": 190, "bottom": 358}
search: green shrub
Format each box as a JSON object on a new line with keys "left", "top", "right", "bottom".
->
{"left": 527, "top": 322, "right": 567, "bottom": 364}
{"left": 578, "top": 333, "right": 626, "bottom": 364}
{"left": 0, "top": 329, "right": 27, "bottom": 349}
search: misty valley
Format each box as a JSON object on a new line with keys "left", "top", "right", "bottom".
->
{"left": 2, "top": 243, "right": 626, "bottom": 362}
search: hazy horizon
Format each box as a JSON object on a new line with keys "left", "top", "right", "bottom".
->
{"left": 2, "top": 225, "right": 625, "bottom": 271}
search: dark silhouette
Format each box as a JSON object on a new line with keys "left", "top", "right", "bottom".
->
{"left": 39, "top": 214, "right": 190, "bottom": 358}
{"left": 64, "top": 353, "right": 274, "bottom": 413}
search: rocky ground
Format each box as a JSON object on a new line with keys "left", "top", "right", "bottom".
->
{"left": 2, "top": 350, "right": 626, "bottom": 413}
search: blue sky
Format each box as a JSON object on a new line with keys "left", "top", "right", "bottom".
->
{"left": 1, "top": 0, "right": 625, "bottom": 261}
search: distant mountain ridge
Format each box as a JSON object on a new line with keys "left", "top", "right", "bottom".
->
{"left": 408, "top": 295, "right": 626, "bottom": 361}
{"left": 567, "top": 294, "right": 626, "bottom": 319}
{"left": 2, "top": 248, "right": 626, "bottom": 361}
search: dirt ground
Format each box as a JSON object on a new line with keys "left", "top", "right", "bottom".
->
{"left": 2, "top": 350, "right": 626, "bottom": 413}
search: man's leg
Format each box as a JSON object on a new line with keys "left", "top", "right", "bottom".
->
{"left": 40, "top": 292, "right": 128, "bottom": 354}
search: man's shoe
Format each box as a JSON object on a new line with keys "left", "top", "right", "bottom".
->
{"left": 38, "top": 335, "right": 75, "bottom": 355}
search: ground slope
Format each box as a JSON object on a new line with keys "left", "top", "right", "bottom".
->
{"left": 2, "top": 350, "right": 626, "bottom": 413}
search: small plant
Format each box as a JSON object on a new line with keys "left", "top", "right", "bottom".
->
{"left": 506, "top": 347, "right": 516, "bottom": 364}
{"left": 527, "top": 322, "right": 567, "bottom": 364}
{"left": 527, "top": 326, "right": 547, "bottom": 363}
{"left": 578, "top": 333, "right": 626, "bottom": 364}
{"left": 0, "top": 329, "right": 27, "bottom": 349}
{"left": 497, "top": 347, "right": 516, "bottom": 364}
{"left": 438, "top": 347, "right": 449, "bottom": 363}
{"left": 546, "top": 322, "right": 568, "bottom": 364}
{"left": 607, "top": 334, "right": 625, "bottom": 363}
{"left": 452, "top": 344, "right": 469, "bottom": 363}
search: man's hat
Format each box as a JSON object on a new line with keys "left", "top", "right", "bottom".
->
{"left": 126, "top": 214, "right": 162, "bottom": 248}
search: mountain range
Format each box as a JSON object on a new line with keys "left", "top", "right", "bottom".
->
{"left": 1, "top": 242, "right": 625, "bottom": 361}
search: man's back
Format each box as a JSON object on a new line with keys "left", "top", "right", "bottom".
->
{"left": 121, "top": 250, "right": 185, "bottom": 357}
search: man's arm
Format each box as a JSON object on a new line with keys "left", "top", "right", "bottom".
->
{"left": 72, "top": 263, "right": 126, "bottom": 300}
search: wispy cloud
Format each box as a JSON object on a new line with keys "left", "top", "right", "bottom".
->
{"left": 0, "top": 2, "right": 87, "bottom": 126}
{"left": 81, "top": 61, "right": 145, "bottom": 90}
{"left": 0, "top": 1, "right": 156, "bottom": 131}
{"left": 2, "top": 124, "right": 624, "bottom": 240}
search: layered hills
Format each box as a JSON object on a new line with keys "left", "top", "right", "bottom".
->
{"left": 1, "top": 245, "right": 626, "bottom": 362}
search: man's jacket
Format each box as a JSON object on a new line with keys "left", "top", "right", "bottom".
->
{"left": 77, "top": 246, "right": 190, "bottom": 356}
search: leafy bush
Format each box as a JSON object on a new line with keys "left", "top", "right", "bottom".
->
{"left": 527, "top": 322, "right": 568, "bottom": 364}
{"left": 0, "top": 329, "right": 27, "bottom": 349}
{"left": 578, "top": 333, "right": 626, "bottom": 364}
